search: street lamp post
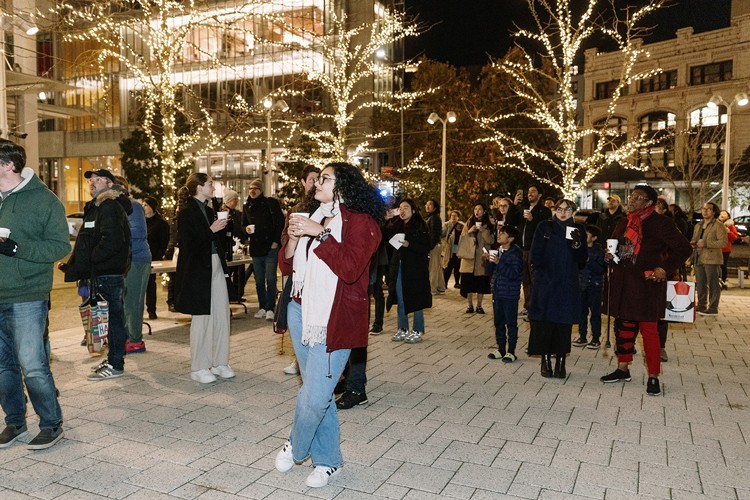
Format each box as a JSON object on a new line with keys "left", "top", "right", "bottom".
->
{"left": 427, "top": 111, "right": 456, "bottom": 222}
{"left": 707, "top": 92, "right": 748, "bottom": 210}
{"left": 263, "top": 98, "right": 289, "bottom": 195}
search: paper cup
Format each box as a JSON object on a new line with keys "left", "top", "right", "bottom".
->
{"left": 523, "top": 209, "right": 531, "bottom": 217}
{"left": 475, "top": 222, "right": 482, "bottom": 230}
{"left": 0, "top": 228, "right": 9, "bottom": 241}
{"left": 497, "top": 220, "right": 504, "bottom": 227}
{"left": 217, "top": 211, "right": 228, "bottom": 220}
{"left": 606, "top": 238, "right": 618, "bottom": 254}
{"left": 391, "top": 208, "right": 401, "bottom": 217}
{"left": 247, "top": 224, "right": 256, "bottom": 234}
{"left": 291, "top": 212, "right": 309, "bottom": 218}
{"left": 489, "top": 249, "right": 499, "bottom": 258}
{"left": 565, "top": 226, "right": 576, "bottom": 240}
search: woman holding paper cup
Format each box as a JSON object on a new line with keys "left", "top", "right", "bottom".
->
{"left": 385, "top": 199, "right": 432, "bottom": 343}
{"left": 175, "top": 173, "right": 233, "bottom": 384}
{"left": 277, "top": 162, "right": 383, "bottom": 488}
{"left": 458, "top": 203, "right": 494, "bottom": 314}
{"left": 527, "top": 199, "right": 587, "bottom": 379}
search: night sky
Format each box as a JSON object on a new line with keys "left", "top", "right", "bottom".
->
{"left": 405, "top": 0, "right": 732, "bottom": 67}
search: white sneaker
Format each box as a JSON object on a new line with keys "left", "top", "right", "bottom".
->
{"left": 265, "top": 310, "right": 275, "bottom": 321}
{"left": 254, "top": 309, "right": 267, "bottom": 319}
{"left": 190, "top": 369, "right": 217, "bottom": 384}
{"left": 283, "top": 360, "right": 299, "bottom": 375}
{"left": 210, "top": 365, "right": 235, "bottom": 379}
{"left": 275, "top": 441, "right": 294, "bottom": 472}
{"left": 306, "top": 465, "right": 341, "bottom": 488}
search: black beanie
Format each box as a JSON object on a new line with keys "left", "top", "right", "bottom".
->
{"left": 143, "top": 197, "right": 159, "bottom": 213}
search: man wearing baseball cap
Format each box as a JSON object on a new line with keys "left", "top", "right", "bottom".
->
{"left": 64, "top": 168, "right": 132, "bottom": 381}
{"left": 596, "top": 193, "right": 625, "bottom": 240}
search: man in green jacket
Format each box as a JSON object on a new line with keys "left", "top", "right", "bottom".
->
{"left": 0, "top": 139, "right": 70, "bottom": 450}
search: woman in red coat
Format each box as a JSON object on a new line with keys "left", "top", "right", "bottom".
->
{"left": 275, "top": 163, "right": 384, "bottom": 488}
{"left": 718, "top": 210, "right": 739, "bottom": 289}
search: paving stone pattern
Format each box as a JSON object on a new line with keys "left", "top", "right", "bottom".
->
{"left": 2, "top": 287, "right": 749, "bottom": 499}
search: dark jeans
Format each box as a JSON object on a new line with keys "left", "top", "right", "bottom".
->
{"left": 371, "top": 265, "right": 386, "bottom": 328}
{"left": 94, "top": 275, "right": 127, "bottom": 371}
{"left": 492, "top": 297, "right": 519, "bottom": 354}
{"left": 344, "top": 346, "right": 367, "bottom": 394}
{"left": 722, "top": 252, "right": 730, "bottom": 282}
{"left": 443, "top": 255, "right": 461, "bottom": 287}
{"left": 579, "top": 286, "right": 602, "bottom": 341}
{"left": 146, "top": 274, "right": 157, "bottom": 315}
{"left": 250, "top": 248, "right": 279, "bottom": 311}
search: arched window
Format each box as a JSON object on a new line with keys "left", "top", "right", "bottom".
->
{"left": 638, "top": 112, "right": 676, "bottom": 169}
{"left": 594, "top": 116, "right": 628, "bottom": 160}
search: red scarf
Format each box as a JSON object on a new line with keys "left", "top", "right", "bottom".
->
{"left": 623, "top": 205, "right": 655, "bottom": 257}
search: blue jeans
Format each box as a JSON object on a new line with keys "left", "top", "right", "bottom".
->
{"left": 94, "top": 275, "right": 127, "bottom": 371}
{"left": 579, "top": 286, "right": 602, "bottom": 340}
{"left": 251, "top": 248, "right": 278, "bottom": 311}
{"left": 396, "top": 265, "right": 424, "bottom": 332}
{"left": 124, "top": 260, "right": 151, "bottom": 342}
{"left": 0, "top": 301, "right": 62, "bottom": 428}
{"left": 287, "top": 300, "right": 351, "bottom": 468}
{"left": 492, "top": 297, "right": 519, "bottom": 354}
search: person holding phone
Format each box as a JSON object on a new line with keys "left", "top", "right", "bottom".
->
{"left": 458, "top": 203, "right": 494, "bottom": 314}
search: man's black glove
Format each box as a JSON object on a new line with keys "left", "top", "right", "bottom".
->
{"left": 569, "top": 228, "right": 581, "bottom": 248}
{"left": 0, "top": 238, "right": 18, "bottom": 256}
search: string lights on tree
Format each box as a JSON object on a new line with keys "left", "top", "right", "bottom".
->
{"left": 474, "top": 0, "right": 666, "bottom": 199}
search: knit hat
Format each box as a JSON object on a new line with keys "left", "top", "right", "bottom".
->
{"left": 143, "top": 197, "right": 159, "bottom": 213}
{"left": 223, "top": 189, "right": 239, "bottom": 204}
{"left": 249, "top": 178, "right": 263, "bottom": 191}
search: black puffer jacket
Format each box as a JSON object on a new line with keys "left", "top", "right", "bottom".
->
{"left": 65, "top": 188, "right": 132, "bottom": 280}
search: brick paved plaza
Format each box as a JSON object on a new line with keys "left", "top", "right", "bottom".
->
{"left": 1, "top": 283, "right": 749, "bottom": 499}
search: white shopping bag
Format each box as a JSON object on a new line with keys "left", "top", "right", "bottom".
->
{"left": 664, "top": 280, "right": 695, "bottom": 323}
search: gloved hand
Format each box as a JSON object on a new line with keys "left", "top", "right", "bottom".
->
{"left": 569, "top": 228, "right": 581, "bottom": 248}
{"left": 0, "top": 238, "right": 18, "bottom": 256}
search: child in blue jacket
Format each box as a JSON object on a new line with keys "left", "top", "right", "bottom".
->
{"left": 486, "top": 225, "right": 523, "bottom": 362}
{"left": 573, "top": 225, "right": 605, "bottom": 349}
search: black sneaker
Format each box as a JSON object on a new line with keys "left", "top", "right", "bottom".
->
{"left": 148, "top": 312, "right": 158, "bottom": 320}
{"left": 336, "top": 390, "right": 368, "bottom": 410}
{"left": 475, "top": 306, "right": 485, "bottom": 314}
{"left": 600, "top": 368, "right": 632, "bottom": 383}
{"left": 334, "top": 379, "right": 346, "bottom": 395}
{"left": 466, "top": 306, "right": 474, "bottom": 314}
{"left": 646, "top": 377, "right": 661, "bottom": 396}
{"left": 28, "top": 427, "right": 64, "bottom": 450}
{"left": 572, "top": 337, "right": 588, "bottom": 347}
{"left": 369, "top": 324, "right": 383, "bottom": 335}
{"left": 586, "top": 340, "right": 601, "bottom": 350}
{"left": 0, "top": 424, "right": 27, "bottom": 449}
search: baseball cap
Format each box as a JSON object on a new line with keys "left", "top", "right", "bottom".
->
{"left": 84, "top": 169, "right": 115, "bottom": 183}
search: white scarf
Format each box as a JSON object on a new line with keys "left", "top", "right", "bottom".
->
{"left": 291, "top": 201, "right": 343, "bottom": 346}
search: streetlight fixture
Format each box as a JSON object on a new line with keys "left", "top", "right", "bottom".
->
{"left": 707, "top": 92, "right": 748, "bottom": 210}
{"left": 263, "top": 98, "right": 289, "bottom": 195}
{"left": 427, "top": 111, "right": 457, "bottom": 222}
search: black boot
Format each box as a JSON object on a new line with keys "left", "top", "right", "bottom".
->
{"left": 540, "top": 355, "right": 553, "bottom": 378}
{"left": 554, "top": 354, "right": 566, "bottom": 378}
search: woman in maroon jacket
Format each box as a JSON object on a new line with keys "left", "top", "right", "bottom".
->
{"left": 275, "top": 162, "right": 384, "bottom": 488}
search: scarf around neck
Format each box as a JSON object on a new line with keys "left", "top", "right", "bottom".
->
{"left": 291, "top": 201, "right": 343, "bottom": 347}
{"left": 621, "top": 205, "right": 655, "bottom": 261}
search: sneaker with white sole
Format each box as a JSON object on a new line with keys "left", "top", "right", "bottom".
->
{"left": 391, "top": 329, "right": 408, "bottom": 342}
{"left": 191, "top": 369, "right": 217, "bottom": 384}
{"left": 87, "top": 363, "right": 123, "bottom": 381}
{"left": 283, "top": 360, "right": 299, "bottom": 375}
{"left": 27, "top": 427, "right": 64, "bottom": 450}
{"left": 210, "top": 365, "right": 235, "bottom": 379}
{"left": 0, "top": 424, "right": 27, "bottom": 449}
{"left": 275, "top": 441, "right": 295, "bottom": 472}
{"left": 404, "top": 330, "right": 423, "bottom": 344}
{"left": 306, "top": 465, "right": 341, "bottom": 488}
{"left": 254, "top": 309, "right": 267, "bottom": 319}
{"left": 265, "top": 310, "right": 274, "bottom": 321}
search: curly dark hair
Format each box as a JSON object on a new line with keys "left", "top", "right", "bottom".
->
{"left": 297, "top": 162, "right": 386, "bottom": 223}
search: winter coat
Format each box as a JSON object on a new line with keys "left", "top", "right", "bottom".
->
{"left": 519, "top": 202, "right": 552, "bottom": 250}
{"left": 487, "top": 243, "right": 523, "bottom": 301}
{"left": 721, "top": 219, "right": 739, "bottom": 253}
{"left": 441, "top": 220, "right": 463, "bottom": 267}
{"left": 691, "top": 219, "right": 729, "bottom": 265}
{"left": 241, "top": 194, "right": 284, "bottom": 257}
{"left": 528, "top": 218, "right": 588, "bottom": 324}
{"left": 458, "top": 224, "right": 494, "bottom": 275}
{"left": 385, "top": 217, "right": 432, "bottom": 314}
{"left": 0, "top": 168, "right": 70, "bottom": 304}
{"left": 279, "top": 205, "right": 381, "bottom": 352}
{"left": 607, "top": 212, "right": 693, "bottom": 322}
{"left": 596, "top": 206, "right": 626, "bottom": 240}
{"left": 146, "top": 213, "right": 170, "bottom": 261}
{"left": 425, "top": 211, "right": 442, "bottom": 248}
{"left": 64, "top": 187, "right": 132, "bottom": 281}
{"left": 174, "top": 197, "right": 229, "bottom": 315}
{"left": 123, "top": 195, "right": 151, "bottom": 263}
{"left": 579, "top": 243, "right": 605, "bottom": 289}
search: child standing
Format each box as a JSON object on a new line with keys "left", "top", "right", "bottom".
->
{"left": 573, "top": 225, "right": 605, "bottom": 349}
{"left": 486, "top": 225, "right": 523, "bottom": 362}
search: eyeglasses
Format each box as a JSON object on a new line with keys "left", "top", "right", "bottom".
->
{"left": 628, "top": 194, "right": 646, "bottom": 201}
{"left": 555, "top": 207, "right": 573, "bottom": 213}
{"left": 316, "top": 175, "right": 336, "bottom": 185}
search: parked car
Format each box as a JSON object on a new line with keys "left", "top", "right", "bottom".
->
{"left": 734, "top": 214, "right": 750, "bottom": 238}
{"left": 66, "top": 212, "right": 84, "bottom": 239}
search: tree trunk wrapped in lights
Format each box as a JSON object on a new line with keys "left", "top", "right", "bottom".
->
{"left": 474, "top": 0, "right": 666, "bottom": 199}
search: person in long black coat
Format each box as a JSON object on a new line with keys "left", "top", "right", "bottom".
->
{"left": 174, "top": 173, "right": 233, "bottom": 384}
{"left": 527, "top": 199, "right": 587, "bottom": 379}
{"left": 385, "top": 199, "right": 432, "bottom": 343}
